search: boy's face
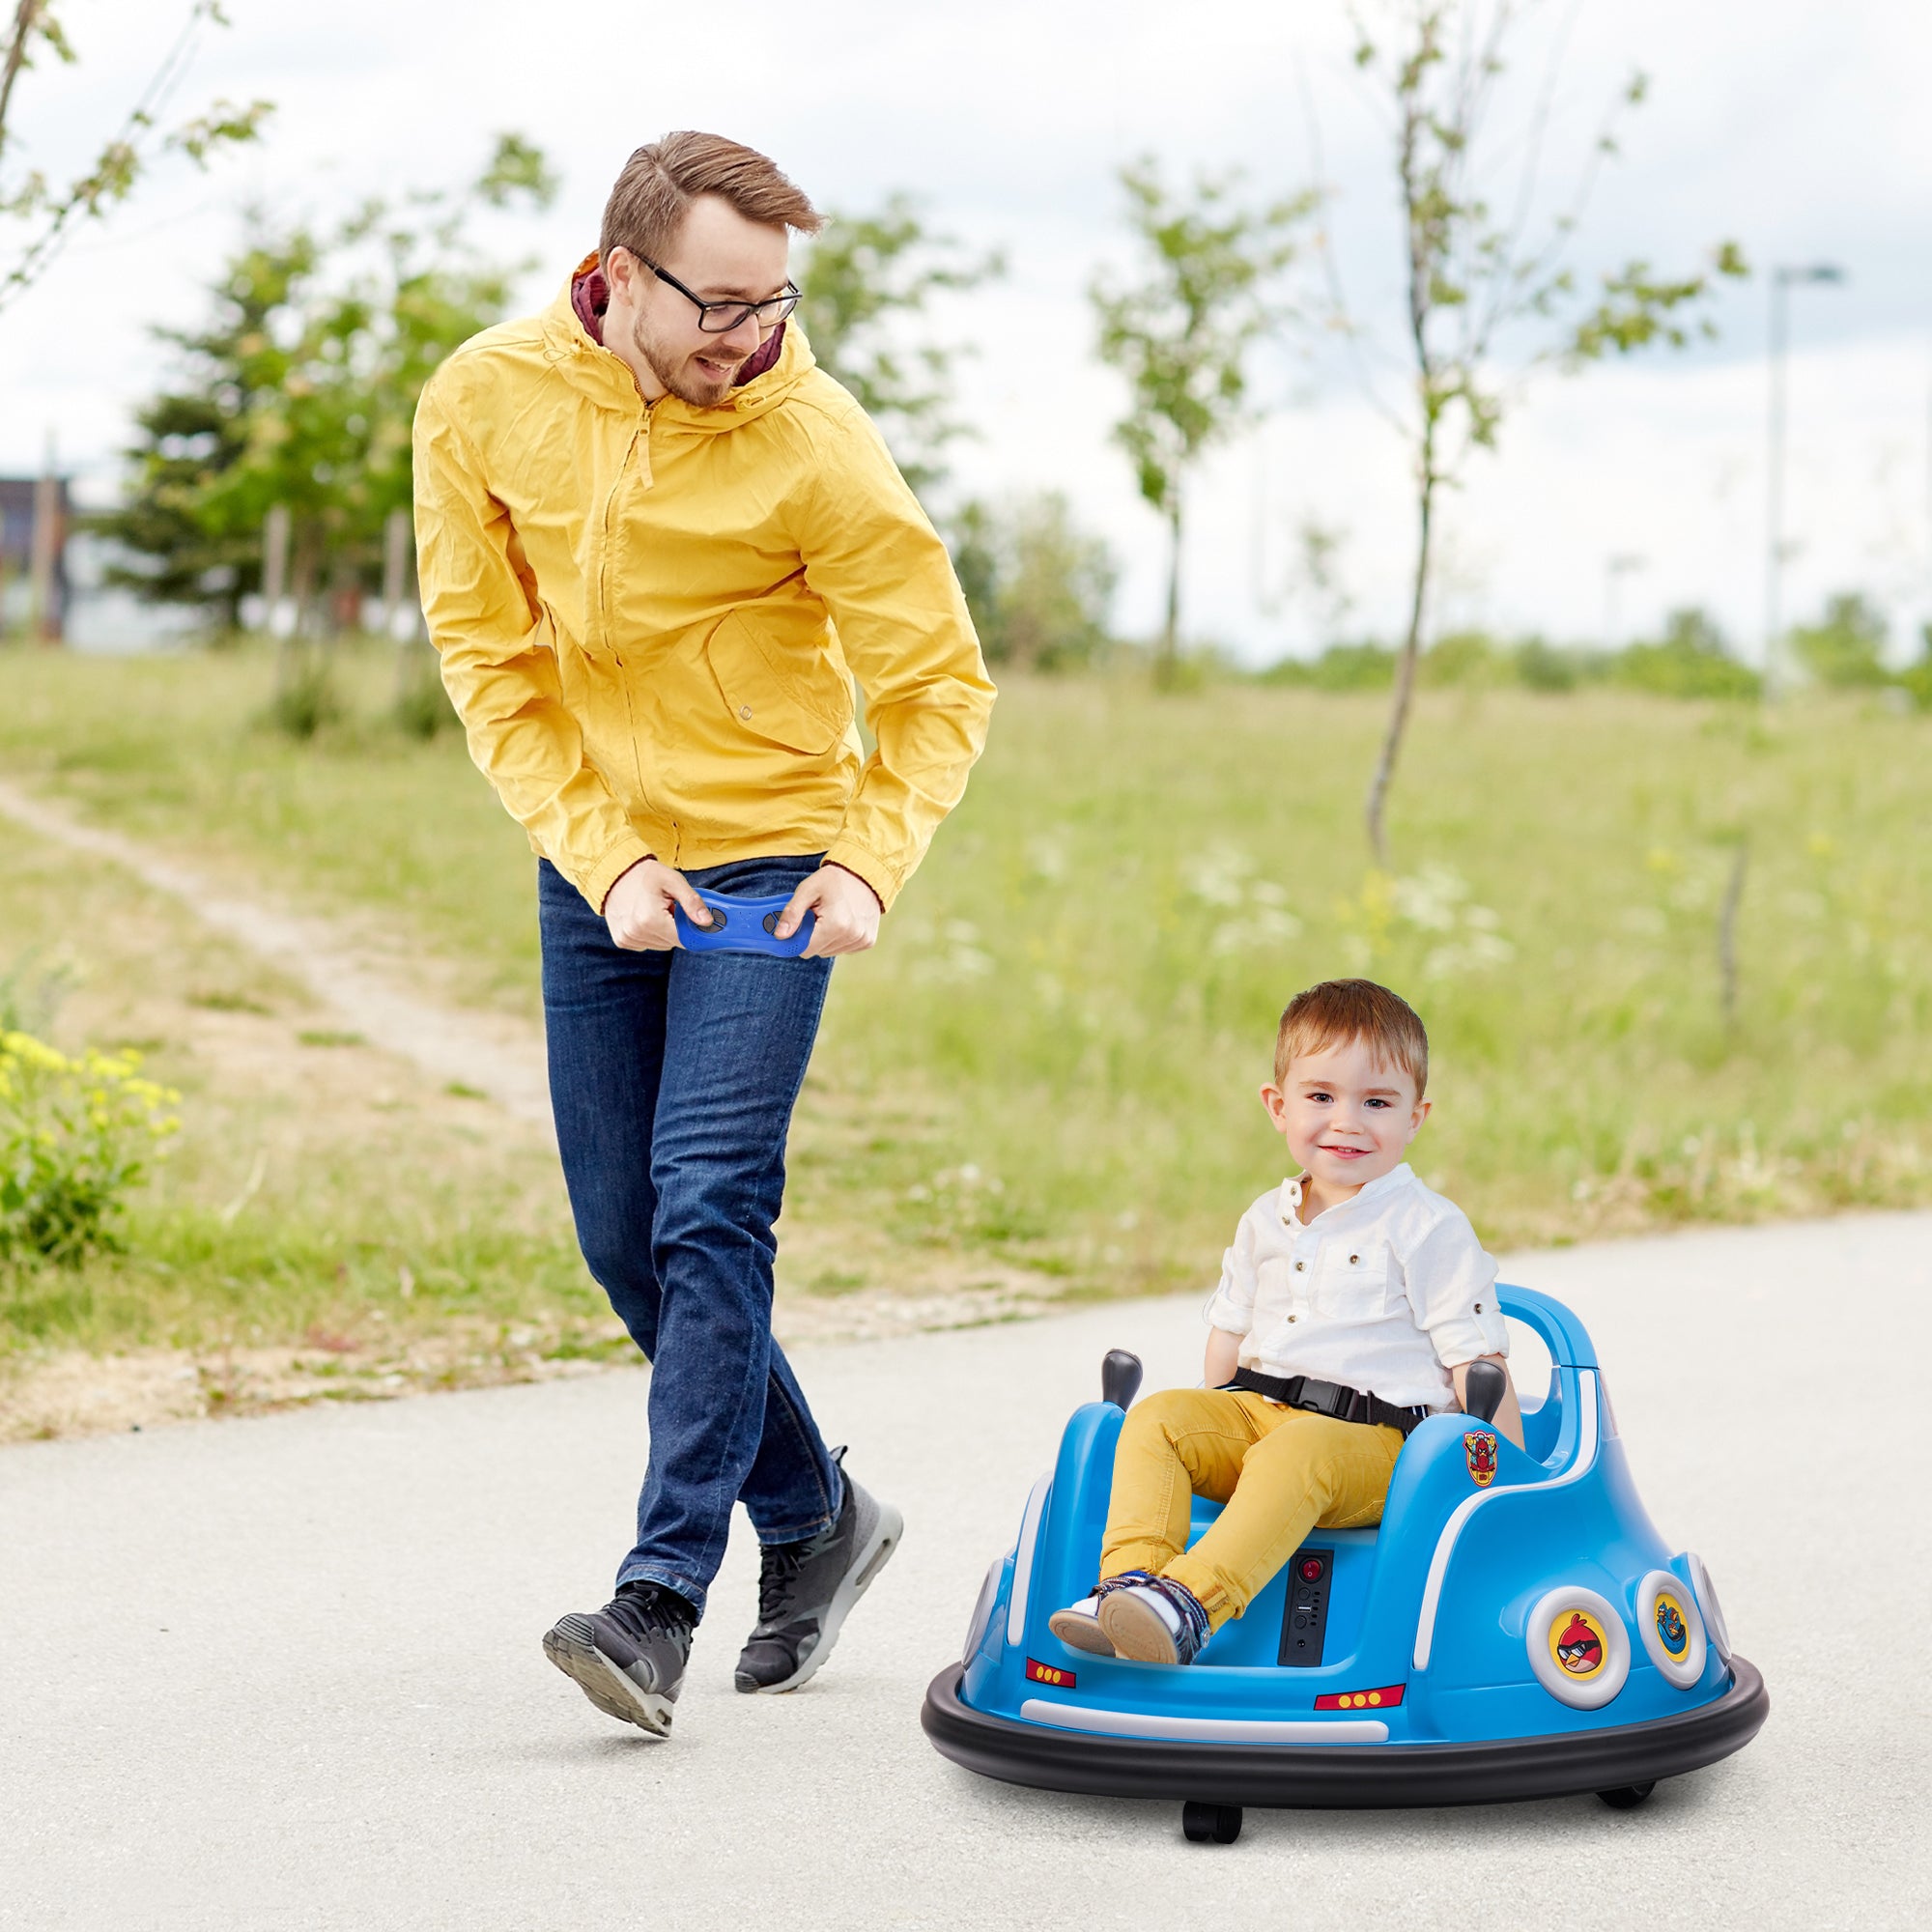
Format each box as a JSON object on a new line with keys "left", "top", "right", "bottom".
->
{"left": 1260, "top": 1035, "right": 1430, "bottom": 1198}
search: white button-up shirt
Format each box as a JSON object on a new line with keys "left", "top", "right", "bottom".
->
{"left": 1204, "top": 1163, "right": 1508, "bottom": 1411}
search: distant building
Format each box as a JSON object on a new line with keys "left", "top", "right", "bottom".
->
{"left": 0, "top": 473, "right": 71, "bottom": 641}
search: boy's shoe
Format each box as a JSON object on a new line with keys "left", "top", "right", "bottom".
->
{"left": 735, "top": 1455, "right": 902, "bottom": 1694}
{"left": 1097, "top": 1574, "right": 1211, "bottom": 1666}
{"left": 542, "top": 1580, "right": 695, "bottom": 1737}
{"left": 1047, "top": 1572, "right": 1154, "bottom": 1656}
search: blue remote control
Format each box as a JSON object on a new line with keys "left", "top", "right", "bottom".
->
{"left": 672, "top": 887, "right": 815, "bottom": 957}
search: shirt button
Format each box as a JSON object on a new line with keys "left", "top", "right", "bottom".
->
{"left": 739, "top": 705, "right": 753, "bottom": 720}
{"left": 1288, "top": 1314, "right": 1297, "bottom": 1322}
{"left": 1349, "top": 1254, "right": 1360, "bottom": 1264}
{"left": 1474, "top": 1301, "right": 1484, "bottom": 1313}
{"left": 1294, "top": 1261, "right": 1306, "bottom": 1271}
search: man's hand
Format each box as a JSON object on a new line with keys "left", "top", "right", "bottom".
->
{"left": 603, "top": 857, "right": 714, "bottom": 952}
{"left": 778, "top": 863, "right": 882, "bottom": 957}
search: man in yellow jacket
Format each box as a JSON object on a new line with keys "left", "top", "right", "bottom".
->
{"left": 413, "top": 131, "right": 993, "bottom": 1739}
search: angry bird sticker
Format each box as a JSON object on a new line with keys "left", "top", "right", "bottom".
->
{"left": 1463, "top": 1431, "right": 1497, "bottom": 1487}
{"left": 1653, "top": 1591, "right": 1691, "bottom": 1662}
{"left": 1550, "top": 1607, "right": 1608, "bottom": 1680}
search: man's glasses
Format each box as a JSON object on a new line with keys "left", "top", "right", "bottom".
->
{"left": 640, "top": 256, "right": 801, "bottom": 334}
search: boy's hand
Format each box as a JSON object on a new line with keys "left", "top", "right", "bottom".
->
{"left": 604, "top": 857, "right": 713, "bottom": 952}
{"left": 776, "top": 863, "right": 882, "bottom": 957}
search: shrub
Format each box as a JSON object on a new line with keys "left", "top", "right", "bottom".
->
{"left": 0, "top": 1033, "right": 181, "bottom": 1267}
{"left": 393, "top": 650, "right": 459, "bottom": 739}
{"left": 1790, "top": 591, "right": 1890, "bottom": 689}
{"left": 1899, "top": 626, "right": 1932, "bottom": 712}
{"left": 1613, "top": 607, "right": 1760, "bottom": 701}
{"left": 263, "top": 647, "right": 344, "bottom": 740}
{"left": 1421, "top": 629, "right": 1508, "bottom": 687}
{"left": 1311, "top": 640, "right": 1396, "bottom": 690}
{"left": 1515, "top": 637, "right": 1583, "bottom": 692}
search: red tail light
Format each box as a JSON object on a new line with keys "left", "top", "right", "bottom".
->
{"left": 1316, "top": 1684, "right": 1405, "bottom": 1710}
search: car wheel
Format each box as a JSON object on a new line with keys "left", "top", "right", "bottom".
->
{"left": 1181, "top": 1802, "right": 1242, "bottom": 1844}
{"left": 1597, "top": 1783, "right": 1656, "bottom": 1811}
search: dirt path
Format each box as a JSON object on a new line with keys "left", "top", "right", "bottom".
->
{"left": 0, "top": 778, "right": 1058, "bottom": 1439}
{"left": 0, "top": 775, "right": 554, "bottom": 1136}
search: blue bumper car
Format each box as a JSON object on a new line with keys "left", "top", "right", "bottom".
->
{"left": 922, "top": 1286, "right": 1768, "bottom": 1842}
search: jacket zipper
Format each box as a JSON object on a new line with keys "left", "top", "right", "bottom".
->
{"left": 597, "top": 402, "right": 651, "bottom": 657}
{"left": 609, "top": 402, "right": 674, "bottom": 855}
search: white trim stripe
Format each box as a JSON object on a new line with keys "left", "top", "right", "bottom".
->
{"left": 1018, "top": 1699, "right": 1389, "bottom": 1745}
{"left": 1006, "top": 1473, "right": 1051, "bottom": 1647}
{"left": 1412, "top": 1370, "right": 1600, "bottom": 1671}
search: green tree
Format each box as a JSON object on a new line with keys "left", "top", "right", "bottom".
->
{"left": 1091, "top": 156, "right": 1312, "bottom": 686}
{"left": 798, "top": 192, "right": 1002, "bottom": 494}
{"left": 1345, "top": 1, "right": 1748, "bottom": 860}
{"left": 90, "top": 223, "right": 317, "bottom": 629}
{"left": 950, "top": 493, "right": 1118, "bottom": 672}
{"left": 1614, "top": 607, "right": 1760, "bottom": 700}
{"left": 1, "top": 1, "right": 268, "bottom": 312}
{"left": 95, "top": 135, "right": 555, "bottom": 632}
{"left": 1900, "top": 625, "right": 1932, "bottom": 712}
{"left": 1789, "top": 591, "right": 1889, "bottom": 689}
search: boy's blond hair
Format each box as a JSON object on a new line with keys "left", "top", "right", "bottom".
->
{"left": 1273, "top": 979, "right": 1429, "bottom": 1097}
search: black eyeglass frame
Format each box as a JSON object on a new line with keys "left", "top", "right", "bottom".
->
{"left": 638, "top": 254, "right": 801, "bottom": 335}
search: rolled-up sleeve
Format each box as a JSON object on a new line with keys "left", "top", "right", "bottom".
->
{"left": 1399, "top": 1208, "right": 1509, "bottom": 1368}
{"left": 1204, "top": 1208, "right": 1262, "bottom": 1336}
{"left": 791, "top": 404, "right": 995, "bottom": 911}
{"left": 412, "top": 374, "right": 651, "bottom": 911}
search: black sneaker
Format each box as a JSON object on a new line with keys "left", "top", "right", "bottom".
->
{"left": 542, "top": 1580, "right": 695, "bottom": 1737}
{"left": 734, "top": 1453, "right": 903, "bottom": 1694}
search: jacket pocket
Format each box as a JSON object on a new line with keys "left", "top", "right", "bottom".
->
{"left": 703, "top": 608, "right": 852, "bottom": 754}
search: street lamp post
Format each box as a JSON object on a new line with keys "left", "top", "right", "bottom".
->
{"left": 1604, "top": 552, "right": 1645, "bottom": 651}
{"left": 1765, "top": 263, "right": 1846, "bottom": 697}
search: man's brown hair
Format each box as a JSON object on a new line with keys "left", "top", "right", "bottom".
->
{"left": 599, "top": 132, "right": 823, "bottom": 266}
{"left": 1273, "top": 979, "right": 1430, "bottom": 1097}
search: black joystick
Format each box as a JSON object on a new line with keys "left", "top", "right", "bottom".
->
{"left": 1463, "top": 1359, "right": 1507, "bottom": 1424}
{"left": 1101, "top": 1350, "right": 1143, "bottom": 1411}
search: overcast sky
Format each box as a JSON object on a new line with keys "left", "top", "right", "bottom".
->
{"left": 3, "top": 0, "right": 1928, "bottom": 661}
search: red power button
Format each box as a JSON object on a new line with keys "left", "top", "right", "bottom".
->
{"left": 1298, "top": 1557, "right": 1324, "bottom": 1582}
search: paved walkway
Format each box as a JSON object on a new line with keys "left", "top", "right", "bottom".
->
{"left": 4, "top": 1213, "right": 1928, "bottom": 1930}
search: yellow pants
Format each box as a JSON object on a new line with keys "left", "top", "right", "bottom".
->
{"left": 1098, "top": 1387, "right": 1406, "bottom": 1633}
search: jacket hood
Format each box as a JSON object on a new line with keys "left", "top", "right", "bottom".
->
{"left": 540, "top": 251, "right": 817, "bottom": 431}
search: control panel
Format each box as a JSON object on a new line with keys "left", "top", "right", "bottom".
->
{"left": 1276, "top": 1546, "right": 1335, "bottom": 1666}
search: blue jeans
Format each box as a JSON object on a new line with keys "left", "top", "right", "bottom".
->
{"left": 538, "top": 854, "right": 843, "bottom": 1618}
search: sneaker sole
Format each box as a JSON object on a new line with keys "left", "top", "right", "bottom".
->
{"left": 1096, "top": 1590, "right": 1182, "bottom": 1664}
{"left": 1046, "top": 1607, "right": 1117, "bottom": 1657}
{"left": 741, "top": 1498, "right": 904, "bottom": 1695}
{"left": 542, "top": 1615, "right": 674, "bottom": 1737}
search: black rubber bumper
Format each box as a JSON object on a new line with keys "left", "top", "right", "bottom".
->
{"left": 922, "top": 1656, "right": 1769, "bottom": 1809}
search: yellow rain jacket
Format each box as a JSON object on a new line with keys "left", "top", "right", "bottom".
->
{"left": 412, "top": 261, "right": 994, "bottom": 913}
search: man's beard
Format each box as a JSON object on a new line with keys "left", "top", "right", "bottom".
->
{"left": 630, "top": 312, "right": 739, "bottom": 408}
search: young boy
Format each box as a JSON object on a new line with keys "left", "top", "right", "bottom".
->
{"left": 1051, "top": 978, "right": 1523, "bottom": 1665}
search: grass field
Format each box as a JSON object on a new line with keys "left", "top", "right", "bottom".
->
{"left": 2, "top": 640, "right": 1928, "bottom": 1384}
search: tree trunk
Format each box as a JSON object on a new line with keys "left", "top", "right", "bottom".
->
{"left": 1363, "top": 466, "right": 1435, "bottom": 866}
{"left": 276, "top": 518, "right": 320, "bottom": 696}
{"left": 1155, "top": 497, "right": 1182, "bottom": 690}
